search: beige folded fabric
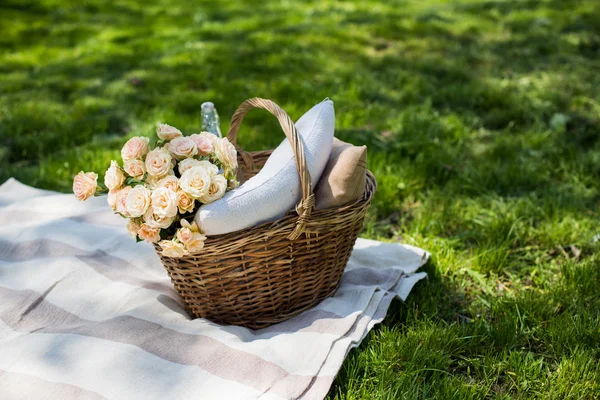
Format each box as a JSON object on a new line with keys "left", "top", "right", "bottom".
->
{"left": 315, "top": 137, "right": 367, "bottom": 209}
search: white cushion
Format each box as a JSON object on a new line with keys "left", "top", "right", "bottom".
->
{"left": 195, "top": 99, "right": 335, "bottom": 235}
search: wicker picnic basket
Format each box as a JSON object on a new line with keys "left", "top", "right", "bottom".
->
{"left": 154, "top": 98, "right": 376, "bottom": 329}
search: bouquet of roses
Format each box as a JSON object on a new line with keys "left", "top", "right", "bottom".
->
{"left": 72, "top": 123, "right": 238, "bottom": 257}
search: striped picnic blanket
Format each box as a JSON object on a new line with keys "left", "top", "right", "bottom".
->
{"left": 0, "top": 178, "right": 428, "bottom": 400}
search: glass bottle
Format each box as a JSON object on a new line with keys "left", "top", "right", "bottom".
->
{"left": 201, "top": 102, "right": 222, "bottom": 138}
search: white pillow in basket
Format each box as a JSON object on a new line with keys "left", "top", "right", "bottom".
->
{"left": 195, "top": 99, "right": 335, "bottom": 236}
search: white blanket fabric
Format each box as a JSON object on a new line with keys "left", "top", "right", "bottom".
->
{"left": 0, "top": 178, "right": 428, "bottom": 400}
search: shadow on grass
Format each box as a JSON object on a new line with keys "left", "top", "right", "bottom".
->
{"left": 329, "top": 249, "right": 600, "bottom": 398}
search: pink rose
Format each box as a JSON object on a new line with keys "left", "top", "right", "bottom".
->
{"left": 126, "top": 219, "right": 142, "bottom": 238}
{"left": 190, "top": 132, "right": 215, "bottom": 156}
{"left": 166, "top": 137, "right": 198, "bottom": 160}
{"left": 138, "top": 224, "right": 161, "bottom": 243}
{"left": 107, "top": 189, "right": 119, "bottom": 210}
{"left": 124, "top": 159, "right": 146, "bottom": 179}
{"left": 121, "top": 137, "right": 150, "bottom": 161}
{"left": 145, "top": 147, "right": 173, "bottom": 178}
{"left": 177, "top": 220, "right": 206, "bottom": 253}
{"left": 156, "top": 175, "right": 178, "bottom": 192}
{"left": 156, "top": 123, "right": 183, "bottom": 141}
{"left": 176, "top": 227, "right": 193, "bottom": 244}
{"left": 116, "top": 186, "right": 132, "bottom": 217}
{"left": 73, "top": 171, "right": 98, "bottom": 201}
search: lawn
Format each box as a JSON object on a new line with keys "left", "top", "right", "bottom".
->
{"left": 1, "top": 0, "right": 599, "bottom": 398}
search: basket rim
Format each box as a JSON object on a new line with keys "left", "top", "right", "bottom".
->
{"left": 153, "top": 169, "right": 376, "bottom": 254}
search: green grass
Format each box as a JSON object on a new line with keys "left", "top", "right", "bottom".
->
{"left": 1, "top": 0, "right": 599, "bottom": 398}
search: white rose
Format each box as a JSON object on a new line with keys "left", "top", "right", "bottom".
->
{"left": 181, "top": 218, "right": 201, "bottom": 233}
{"left": 159, "top": 240, "right": 188, "bottom": 258}
{"left": 214, "top": 137, "right": 238, "bottom": 170}
{"left": 145, "top": 147, "right": 173, "bottom": 178}
{"left": 156, "top": 123, "right": 183, "bottom": 141}
{"left": 176, "top": 190, "right": 195, "bottom": 214}
{"left": 104, "top": 160, "right": 126, "bottom": 191}
{"left": 185, "top": 232, "right": 206, "bottom": 253}
{"left": 145, "top": 174, "right": 159, "bottom": 189}
{"left": 124, "top": 159, "right": 146, "bottom": 179}
{"left": 144, "top": 207, "right": 174, "bottom": 229}
{"left": 179, "top": 159, "right": 218, "bottom": 177}
{"left": 178, "top": 158, "right": 201, "bottom": 175}
{"left": 199, "top": 174, "right": 227, "bottom": 204}
{"left": 125, "top": 185, "right": 151, "bottom": 217}
{"left": 197, "top": 160, "right": 219, "bottom": 176}
{"left": 179, "top": 165, "right": 211, "bottom": 199}
{"left": 151, "top": 187, "right": 178, "bottom": 218}
{"left": 166, "top": 137, "right": 198, "bottom": 160}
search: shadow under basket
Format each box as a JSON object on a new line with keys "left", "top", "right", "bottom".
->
{"left": 154, "top": 98, "right": 376, "bottom": 329}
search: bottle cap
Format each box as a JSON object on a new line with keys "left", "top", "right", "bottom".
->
{"left": 201, "top": 102, "right": 215, "bottom": 112}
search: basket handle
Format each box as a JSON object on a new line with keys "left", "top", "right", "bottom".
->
{"left": 226, "top": 98, "right": 314, "bottom": 241}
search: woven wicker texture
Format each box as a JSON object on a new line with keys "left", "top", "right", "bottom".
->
{"left": 155, "top": 98, "right": 376, "bottom": 329}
